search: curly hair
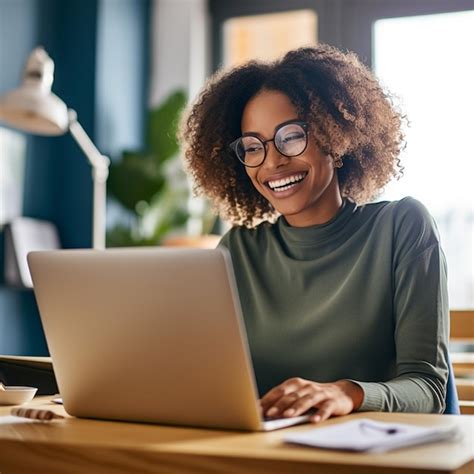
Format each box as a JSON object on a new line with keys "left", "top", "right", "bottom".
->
{"left": 180, "top": 44, "right": 405, "bottom": 227}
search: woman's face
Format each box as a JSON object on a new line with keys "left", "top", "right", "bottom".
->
{"left": 241, "top": 89, "right": 342, "bottom": 227}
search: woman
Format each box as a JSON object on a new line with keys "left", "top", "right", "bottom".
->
{"left": 180, "top": 45, "right": 449, "bottom": 423}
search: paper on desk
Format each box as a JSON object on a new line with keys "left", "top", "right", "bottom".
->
{"left": 0, "top": 415, "right": 40, "bottom": 425}
{"left": 284, "top": 418, "right": 460, "bottom": 453}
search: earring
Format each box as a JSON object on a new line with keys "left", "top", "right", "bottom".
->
{"left": 333, "top": 156, "right": 343, "bottom": 168}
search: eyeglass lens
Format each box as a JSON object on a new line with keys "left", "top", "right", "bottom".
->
{"left": 236, "top": 123, "right": 307, "bottom": 167}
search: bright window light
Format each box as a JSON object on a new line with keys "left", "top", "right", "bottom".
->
{"left": 374, "top": 11, "right": 474, "bottom": 308}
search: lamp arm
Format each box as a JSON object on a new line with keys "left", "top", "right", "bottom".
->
{"left": 67, "top": 109, "right": 110, "bottom": 250}
{"left": 67, "top": 109, "right": 110, "bottom": 179}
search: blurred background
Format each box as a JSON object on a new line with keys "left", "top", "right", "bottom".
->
{"left": 0, "top": 0, "right": 473, "bottom": 355}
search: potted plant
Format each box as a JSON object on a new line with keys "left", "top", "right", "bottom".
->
{"left": 106, "top": 90, "right": 217, "bottom": 248}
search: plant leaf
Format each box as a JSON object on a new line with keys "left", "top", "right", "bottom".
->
{"left": 147, "top": 89, "right": 187, "bottom": 164}
{"left": 107, "top": 151, "right": 165, "bottom": 211}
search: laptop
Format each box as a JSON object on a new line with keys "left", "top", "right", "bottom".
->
{"left": 27, "top": 247, "right": 312, "bottom": 431}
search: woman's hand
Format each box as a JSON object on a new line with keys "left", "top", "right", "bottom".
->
{"left": 260, "top": 378, "right": 364, "bottom": 423}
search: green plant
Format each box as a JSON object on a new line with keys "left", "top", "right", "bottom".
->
{"left": 106, "top": 90, "right": 191, "bottom": 246}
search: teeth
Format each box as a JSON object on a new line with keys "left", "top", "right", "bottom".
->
{"left": 267, "top": 173, "right": 306, "bottom": 190}
{"left": 273, "top": 183, "right": 296, "bottom": 192}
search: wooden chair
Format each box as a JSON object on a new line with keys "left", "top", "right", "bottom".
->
{"left": 450, "top": 310, "right": 474, "bottom": 414}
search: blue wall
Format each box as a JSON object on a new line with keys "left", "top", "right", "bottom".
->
{"left": 96, "top": 0, "right": 149, "bottom": 158}
{"left": 0, "top": 0, "right": 150, "bottom": 355}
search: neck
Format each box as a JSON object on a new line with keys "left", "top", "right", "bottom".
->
{"left": 284, "top": 173, "right": 343, "bottom": 227}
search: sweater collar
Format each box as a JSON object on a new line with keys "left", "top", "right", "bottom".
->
{"left": 276, "top": 199, "right": 357, "bottom": 246}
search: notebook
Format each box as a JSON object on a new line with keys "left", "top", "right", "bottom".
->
{"left": 284, "top": 418, "right": 460, "bottom": 452}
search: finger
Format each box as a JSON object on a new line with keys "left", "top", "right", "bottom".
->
{"left": 281, "top": 394, "right": 315, "bottom": 417}
{"left": 266, "top": 385, "right": 317, "bottom": 417}
{"left": 266, "top": 391, "right": 301, "bottom": 417}
{"left": 260, "top": 379, "right": 305, "bottom": 410}
{"left": 260, "top": 378, "right": 305, "bottom": 407}
{"left": 311, "top": 400, "right": 336, "bottom": 423}
{"left": 282, "top": 391, "right": 327, "bottom": 417}
{"left": 260, "top": 387, "right": 290, "bottom": 414}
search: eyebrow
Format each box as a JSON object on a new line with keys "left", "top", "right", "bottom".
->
{"left": 241, "top": 118, "right": 301, "bottom": 138}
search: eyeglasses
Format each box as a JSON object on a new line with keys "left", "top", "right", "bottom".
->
{"left": 229, "top": 120, "right": 309, "bottom": 168}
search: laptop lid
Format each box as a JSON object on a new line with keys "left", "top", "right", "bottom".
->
{"left": 27, "top": 247, "right": 310, "bottom": 431}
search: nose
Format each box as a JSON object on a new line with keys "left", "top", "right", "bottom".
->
{"left": 264, "top": 140, "right": 290, "bottom": 169}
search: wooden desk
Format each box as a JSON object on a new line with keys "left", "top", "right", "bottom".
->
{"left": 0, "top": 397, "right": 473, "bottom": 474}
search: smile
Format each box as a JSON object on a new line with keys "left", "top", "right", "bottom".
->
{"left": 265, "top": 172, "right": 308, "bottom": 192}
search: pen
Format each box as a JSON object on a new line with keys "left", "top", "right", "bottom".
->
{"left": 360, "top": 421, "right": 401, "bottom": 435}
{"left": 11, "top": 407, "right": 65, "bottom": 421}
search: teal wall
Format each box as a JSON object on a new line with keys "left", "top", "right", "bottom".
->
{"left": 0, "top": 0, "right": 150, "bottom": 355}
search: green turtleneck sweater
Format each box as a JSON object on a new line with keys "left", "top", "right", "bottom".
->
{"left": 218, "top": 197, "right": 449, "bottom": 413}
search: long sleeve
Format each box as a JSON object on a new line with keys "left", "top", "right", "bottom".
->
{"left": 354, "top": 200, "right": 449, "bottom": 413}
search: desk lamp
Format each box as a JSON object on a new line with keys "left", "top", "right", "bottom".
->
{"left": 0, "top": 47, "right": 109, "bottom": 249}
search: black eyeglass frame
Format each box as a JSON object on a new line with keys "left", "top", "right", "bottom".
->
{"left": 229, "top": 120, "right": 309, "bottom": 168}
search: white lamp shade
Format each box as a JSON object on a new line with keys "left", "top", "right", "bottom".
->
{"left": 0, "top": 84, "right": 68, "bottom": 136}
{"left": 0, "top": 47, "right": 69, "bottom": 136}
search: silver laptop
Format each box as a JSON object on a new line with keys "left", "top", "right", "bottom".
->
{"left": 28, "top": 247, "right": 311, "bottom": 431}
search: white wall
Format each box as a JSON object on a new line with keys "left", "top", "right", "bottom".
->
{"left": 150, "top": 0, "right": 210, "bottom": 107}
